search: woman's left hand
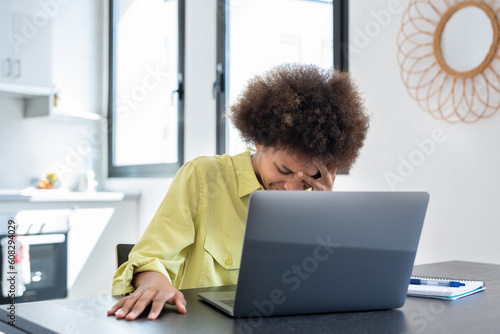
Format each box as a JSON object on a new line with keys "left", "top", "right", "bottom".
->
{"left": 298, "top": 158, "right": 337, "bottom": 191}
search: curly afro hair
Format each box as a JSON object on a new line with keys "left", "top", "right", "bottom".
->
{"left": 228, "top": 63, "right": 370, "bottom": 170}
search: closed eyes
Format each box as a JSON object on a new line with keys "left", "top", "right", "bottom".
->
{"left": 277, "top": 165, "right": 321, "bottom": 179}
{"left": 278, "top": 168, "right": 292, "bottom": 175}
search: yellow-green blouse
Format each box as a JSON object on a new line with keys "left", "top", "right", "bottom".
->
{"left": 112, "top": 150, "right": 263, "bottom": 295}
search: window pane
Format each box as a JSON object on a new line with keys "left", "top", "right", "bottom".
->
{"left": 114, "top": 0, "right": 178, "bottom": 166}
{"left": 226, "top": 0, "right": 334, "bottom": 155}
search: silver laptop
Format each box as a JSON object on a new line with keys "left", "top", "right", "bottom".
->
{"left": 198, "top": 191, "right": 429, "bottom": 317}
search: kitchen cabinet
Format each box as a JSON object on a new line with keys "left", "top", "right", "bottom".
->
{"left": 0, "top": 0, "right": 53, "bottom": 89}
{"left": 0, "top": 2, "right": 13, "bottom": 83}
{"left": 0, "top": 1, "right": 102, "bottom": 121}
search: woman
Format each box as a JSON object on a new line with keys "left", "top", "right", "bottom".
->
{"left": 108, "top": 63, "right": 369, "bottom": 320}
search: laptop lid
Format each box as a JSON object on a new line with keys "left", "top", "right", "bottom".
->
{"left": 231, "top": 191, "right": 429, "bottom": 317}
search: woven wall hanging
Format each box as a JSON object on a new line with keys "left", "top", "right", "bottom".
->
{"left": 397, "top": 0, "right": 500, "bottom": 123}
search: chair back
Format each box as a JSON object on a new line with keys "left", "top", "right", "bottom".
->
{"left": 116, "top": 243, "right": 135, "bottom": 268}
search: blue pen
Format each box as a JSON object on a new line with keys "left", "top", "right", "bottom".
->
{"left": 410, "top": 278, "right": 465, "bottom": 287}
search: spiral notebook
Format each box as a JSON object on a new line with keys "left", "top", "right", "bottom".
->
{"left": 407, "top": 275, "right": 485, "bottom": 300}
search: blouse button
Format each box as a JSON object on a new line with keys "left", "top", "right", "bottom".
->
{"left": 225, "top": 258, "right": 233, "bottom": 266}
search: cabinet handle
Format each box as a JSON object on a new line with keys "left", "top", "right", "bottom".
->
{"left": 15, "top": 59, "right": 22, "bottom": 78}
{"left": 6, "top": 58, "right": 12, "bottom": 77}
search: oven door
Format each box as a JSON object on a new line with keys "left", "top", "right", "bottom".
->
{"left": 0, "top": 233, "right": 67, "bottom": 303}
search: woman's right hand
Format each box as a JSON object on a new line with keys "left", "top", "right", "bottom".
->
{"left": 107, "top": 271, "right": 187, "bottom": 320}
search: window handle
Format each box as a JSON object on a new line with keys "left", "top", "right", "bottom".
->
{"left": 212, "top": 63, "right": 224, "bottom": 99}
{"left": 171, "top": 73, "right": 184, "bottom": 105}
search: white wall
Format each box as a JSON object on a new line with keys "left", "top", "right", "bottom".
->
{"left": 335, "top": 0, "right": 500, "bottom": 265}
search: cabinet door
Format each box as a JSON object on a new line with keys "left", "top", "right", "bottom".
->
{"left": 10, "top": 2, "right": 53, "bottom": 87}
{"left": 0, "top": 0, "right": 14, "bottom": 82}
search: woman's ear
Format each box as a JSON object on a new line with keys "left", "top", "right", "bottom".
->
{"left": 255, "top": 144, "right": 263, "bottom": 152}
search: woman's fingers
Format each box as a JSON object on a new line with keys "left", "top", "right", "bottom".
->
{"left": 108, "top": 284, "right": 188, "bottom": 320}
{"left": 123, "top": 290, "right": 156, "bottom": 320}
{"left": 298, "top": 159, "right": 338, "bottom": 191}
{"left": 172, "top": 291, "right": 187, "bottom": 314}
{"left": 107, "top": 297, "right": 127, "bottom": 315}
{"left": 147, "top": 295, "right": 168, "bottom": 320}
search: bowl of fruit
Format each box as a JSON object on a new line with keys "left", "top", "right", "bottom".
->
{"left": 37, "top": 173, "right": 61, "bottom": 190}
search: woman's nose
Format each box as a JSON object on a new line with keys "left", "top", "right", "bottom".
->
{"left": 284, "top": 176, "right": 307, "bottom": 191}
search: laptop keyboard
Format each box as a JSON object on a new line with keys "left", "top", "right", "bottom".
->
{"left": 220, "top": 299, "right": 235, "bottom": 308}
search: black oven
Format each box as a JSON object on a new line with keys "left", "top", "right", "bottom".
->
{"left": 0, "top": 211, "right": 69, "bottom": 304}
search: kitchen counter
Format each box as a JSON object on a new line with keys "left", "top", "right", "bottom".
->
{"left": 0, "top": 188, "right": 141, "bottom": 299}
{"left": 0, "top": 188, "right": 137, "bottom": 202}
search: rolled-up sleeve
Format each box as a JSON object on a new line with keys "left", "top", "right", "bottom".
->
{"left": 111, "top": 162, "right": 200, "bottom": 295}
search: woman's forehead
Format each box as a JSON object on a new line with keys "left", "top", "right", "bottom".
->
{"left": 272, "top": 149, "right": 318, "bottom": 173}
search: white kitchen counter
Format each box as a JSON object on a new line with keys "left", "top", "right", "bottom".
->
{"left": 0, "top": 188, "right": 141, "bottom": 299}
{"left": 0, "top": 188, "right": 136, "bottom": 202}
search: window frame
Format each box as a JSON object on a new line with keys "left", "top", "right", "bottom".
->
{"left": 107, "top": 0, "right": 185, "bottom": 178}
{"left": 214, "top": 0, "right": 349, "bottom": 155}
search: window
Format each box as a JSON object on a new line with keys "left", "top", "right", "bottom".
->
{"left": 215, "top": 0, "right": 348, "bottom": 155}
{"left": 108, "top": 0, "right": 185, "bottom": 177}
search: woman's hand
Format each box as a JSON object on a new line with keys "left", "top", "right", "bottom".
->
{"left": 298, "top": 158, "right": 337, "bottom": 191}
{"left": 107, "top": 271, "right": 187, "bottom": 320}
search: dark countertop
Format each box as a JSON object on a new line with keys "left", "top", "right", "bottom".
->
{"left": 0, "top": 261, "right": 499, "bottom": 333}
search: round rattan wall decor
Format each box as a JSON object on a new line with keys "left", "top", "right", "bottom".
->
{"left": 397, "top": 0, "right": 500, "bottom": 123}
